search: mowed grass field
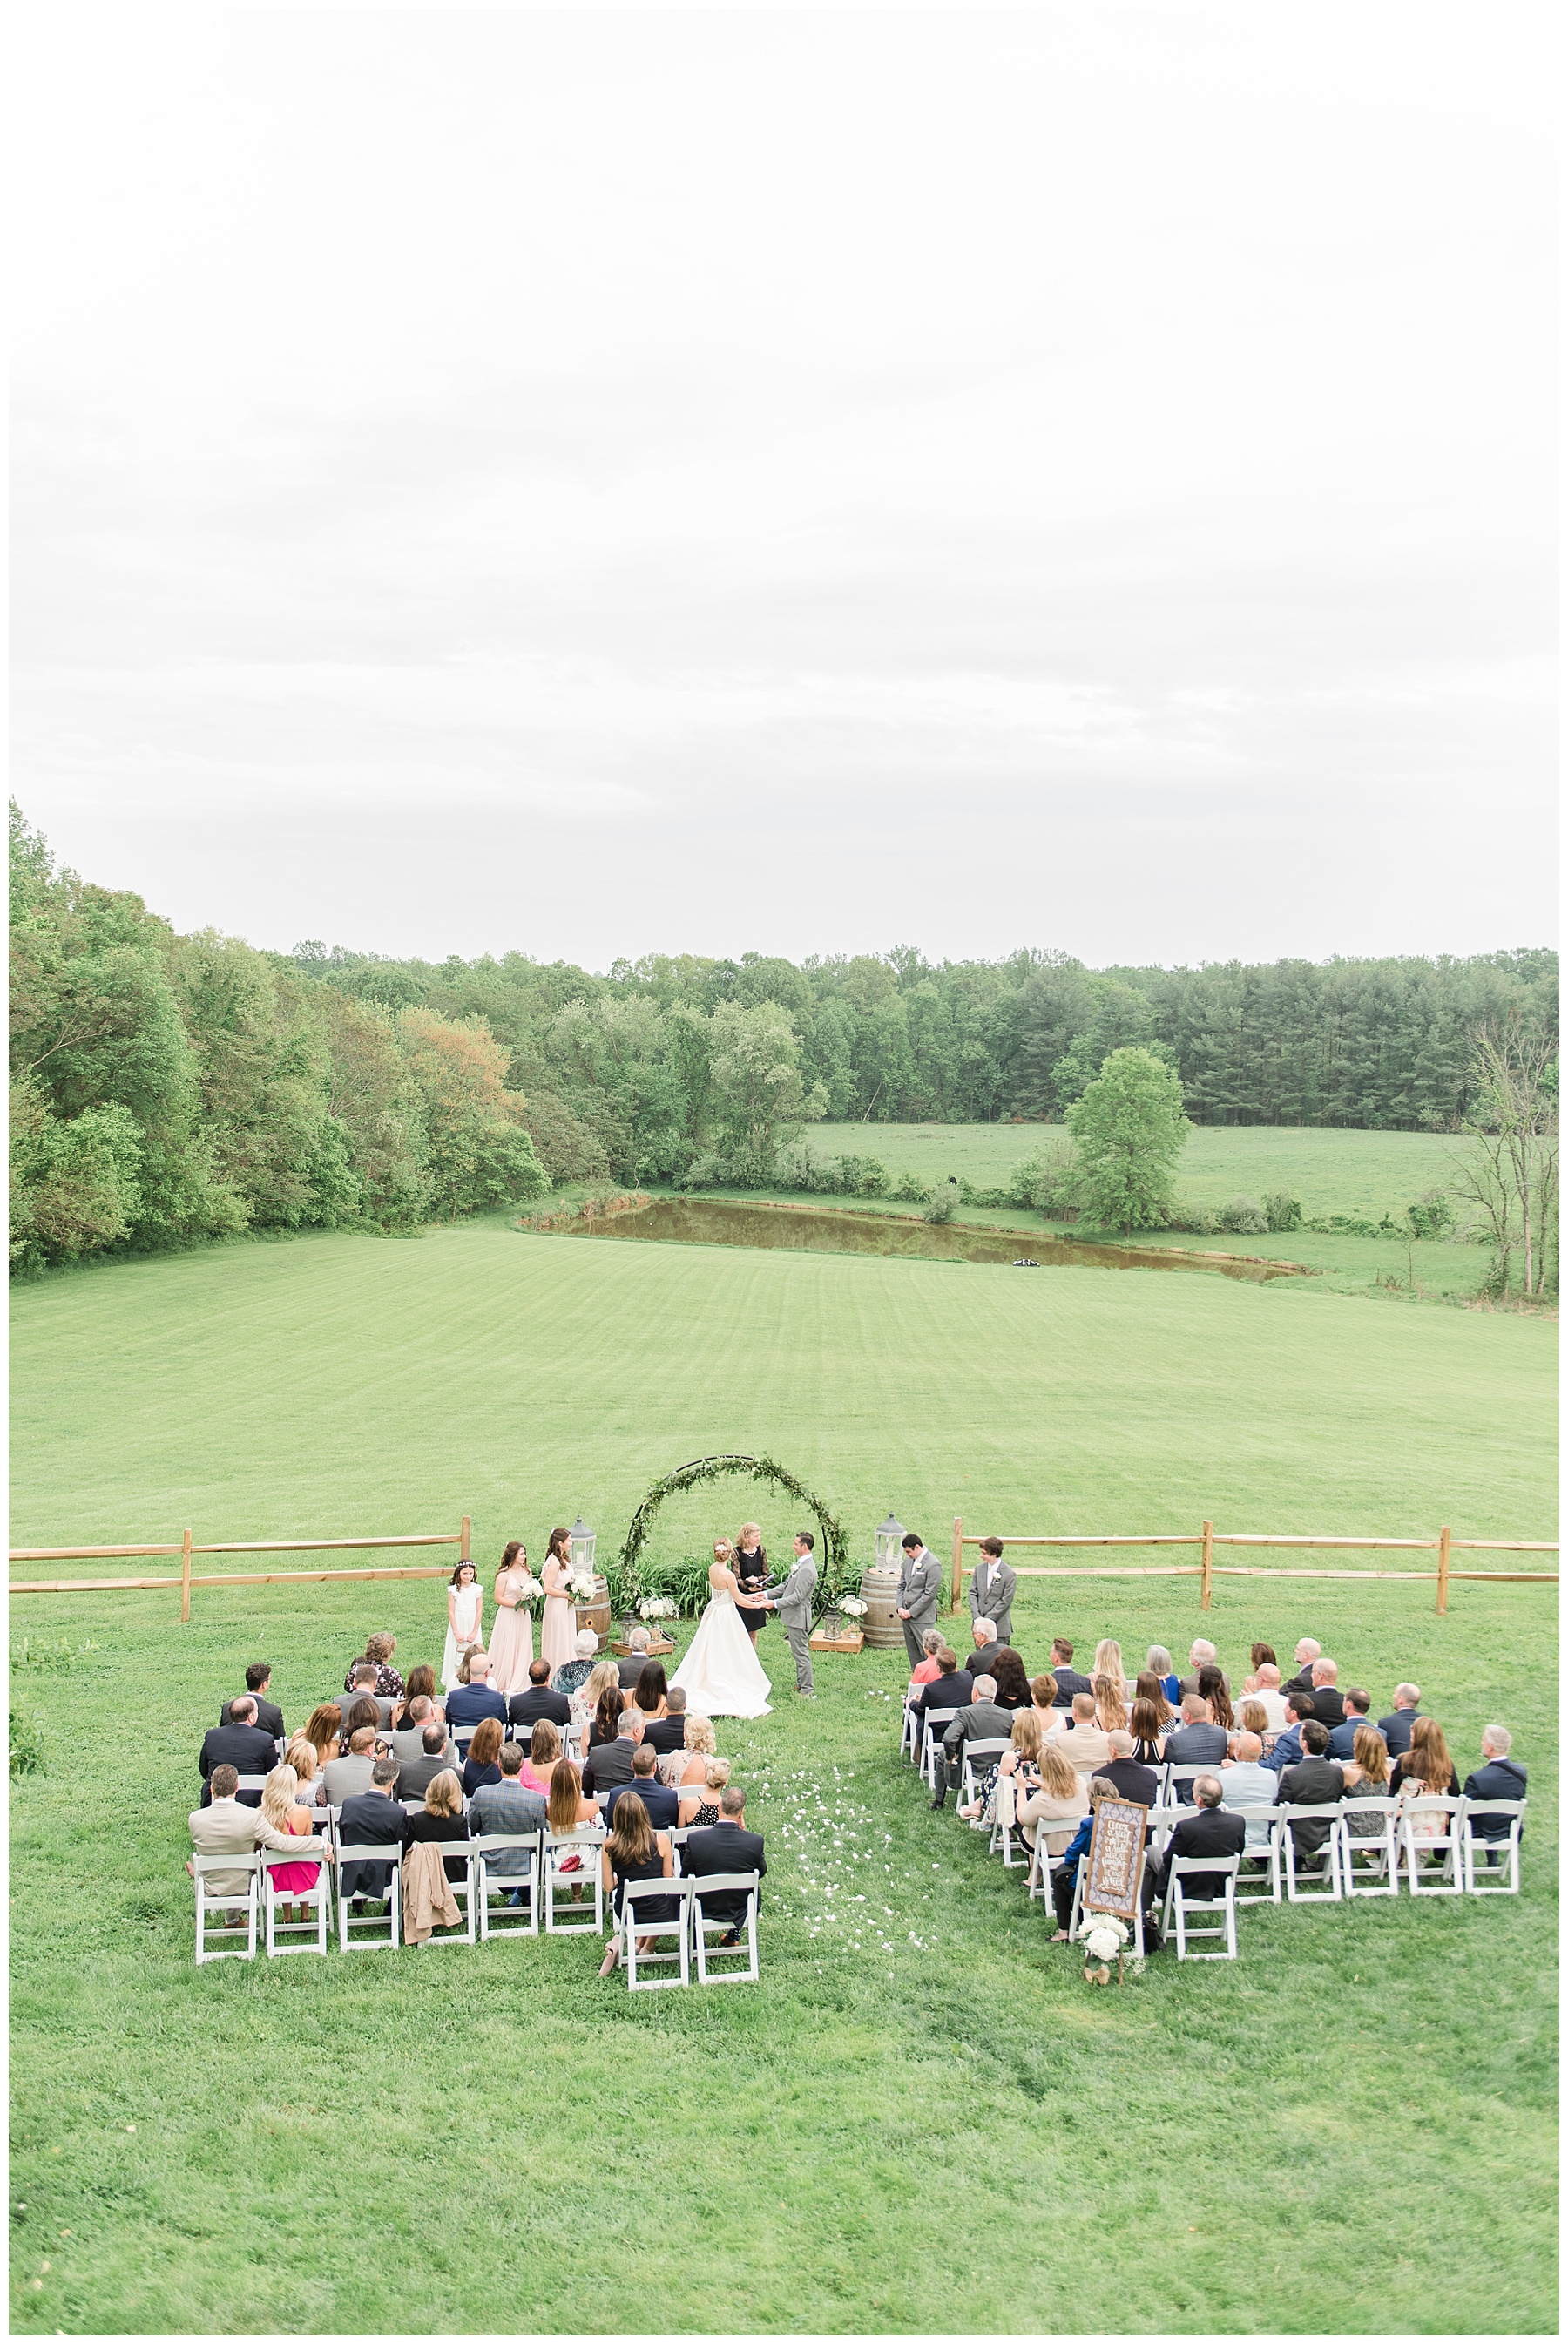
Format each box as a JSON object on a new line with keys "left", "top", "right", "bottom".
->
{"left": 815, "top": 1121, "right": 1466, "bottom": 1220}
{"left": 9, "top": 1219, "right": 1559, "bottom": 2334}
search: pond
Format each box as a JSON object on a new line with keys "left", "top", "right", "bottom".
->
{"left": 530, "top": 1196, "right": 1307, "bottom": 1282}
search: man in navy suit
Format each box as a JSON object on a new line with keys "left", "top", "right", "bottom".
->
{"left": 1463, "top": 1724, "right": 1527, "bottom": 1849}
{"left": 1048, "top": 1639, "right": 1094, "bottom": 1704}
{"left": 604, "top": 1744, "right": 679, "bottom": 1831}
{"left": 682, "top": 1785, "right": 767, "bottom": 1941}
{"left": 1152, "top": 1776, "right": 1247, "bottom": 1904}
{"left": 338, "top": 1760, "right": 406, "bottom": 1903}
{"left": 445, "top": 1652, "right": 506, "bottom": 1730}
{"left": 1326, "top": 1688, "right": 1381, "bottom": 1759}
{"left": 506, "top": 1659, "right": 571, "bottom": 1734}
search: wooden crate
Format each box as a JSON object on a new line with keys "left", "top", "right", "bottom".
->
{"left": 808, "top": 1627, "right": 865, "bottom": 1654}
{"left": 611, "top": 1636, "right": 675, "bottom": 1658}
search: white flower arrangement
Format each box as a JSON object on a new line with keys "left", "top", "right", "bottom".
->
{"left": 514, "top": 1573, "right": 542, "bottom": 1609}
{"left": 1083, "top": 1914, "right": 1130, "bottom": 1962}
{"left": 638, "top": 1595, "right": 677, "bottom": 1622}
{"left": 835, "top": 1594, "right": 868, "bottom": 1618}
{"left": 565, "top": 1571, "right": 598, "bottom": 1604}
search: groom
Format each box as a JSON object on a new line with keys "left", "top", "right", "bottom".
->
{"left": 760, "top": 1532, "right": 819, "bottom": 1698}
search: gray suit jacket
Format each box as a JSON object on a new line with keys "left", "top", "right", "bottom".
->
{"left": 762, "top": 1558, "right": 818, "bottom": 1629}
{"left": 897, "top": 1549, "right": 943, "bottom": 1631}
{"left": 969, "top": 1559, "right": 1017, "bottom": 1637}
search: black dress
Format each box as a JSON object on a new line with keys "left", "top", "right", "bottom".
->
{"left": 401, "top": 1811, "right": 471, "bottom": 1884}
{"left": 733, "top": 1545, "right": 769, "bottom": 1640}
{"left": 610, "top": 1848, "right": 678, "bottom": 1924}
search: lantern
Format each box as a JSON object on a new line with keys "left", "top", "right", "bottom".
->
{"left": 568, "top": 1515, "right": 596, "bottom": 1576}
{"left": 875, "top": 1512, "right": 905, "bottom": 1572}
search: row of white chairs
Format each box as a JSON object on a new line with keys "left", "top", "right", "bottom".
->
{"left": 193, "top": 1819, "right": 760, "bottom": 1988}
{"left": 900, "top": 1708, "right": 1525, "bottom": 1961}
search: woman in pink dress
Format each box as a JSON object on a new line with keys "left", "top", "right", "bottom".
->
{"left": 260, "top": 1764, "right": 321, "bottom": 1925}
{"left": 488, "top": 1541, "right": 537, "bottom": 1697}
{"left": 539, "top": 1526, "right": 577, "bottom": 1680}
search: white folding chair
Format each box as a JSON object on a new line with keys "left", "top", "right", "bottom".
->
{"left": 1275, "top": 1805, "right": 1342, "bottom": 1902}
{"left": 689, "top": 1873, "right": 760, "bottom": 1984}
{"left": 620, "top": 1876, "right": 693, "bottom": 1990}
{"left": 958, "top": 1739, "right": 1010, "bottom": 1822}
{"left": 919, "top": 1711, "right": 957, "bottom": 1792}
{"left": 473, "top": 1833, "right": 541, "bottom": 1937}
{"left": 988, "top": 1796, "right": 1020, "bottom": 1869}
{"left": 260, "top": 1845, "right": 332, "bottom": 1955}
{"left": 1399, "top": 1795, "right": 1465, "bottom": 1896}
{"left": 543, "top": 1832, "right": 605, "bottom": 1934}
{"left": 1335, "top": 1799, "right": 1400, "bottom": 1900}
{"left": 193, "top": 1853, "right": 260, "bottom": 1963}
{"left": 1223, "top": 1799, "right": 1282, "bottom": 1904}
{"left": 1163, "top": 1854, "right": 1240, "bottom": 1960}
{"left": 1142, "top": 1802, "right": 1183, "bottom": 1861}
{"left": 1460, "top": 1799, "right": 1526, "bottom": 1895}
{"left": 413, "top": 1851, "right": 478, "bottom": 1948}
{"left": 1166, "top": 1764, "right": 1215, "bottom": 1805}
{"left": 233, "top": 1773, "right": 269, "bottom": 1803}
{"left": 899, "top": 1701, "right": 921, "bottom": 1762}
{"left": 336, "top": 1845, "right": 402, "bottom": 1950}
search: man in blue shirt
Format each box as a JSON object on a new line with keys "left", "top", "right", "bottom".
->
{"left": 1261, "top": 1690, "right": 1315, "bottom": 1776}
{"left": 1377, "top": 1683, "right": 1423, "bottom": 1757}
{"left": 1327, "top": 1689, "right": 1383, "bottom": 1761}
{"left": 445, "top": 1651, "right": 507, "bottom": 1730}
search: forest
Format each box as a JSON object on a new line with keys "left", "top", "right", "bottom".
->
{"left": 9, "top": 801, "right": 1558, "bottom": 1270}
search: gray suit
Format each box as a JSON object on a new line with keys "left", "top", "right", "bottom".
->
{"left": 968, "top": 1557, "right": 1017, "bottom": 1648}
{"left": 896, "top": 1548, "right": 944, "bottom": 1670}
{"left": 761, "top": 1555, "right": 819, "bottom": 1693}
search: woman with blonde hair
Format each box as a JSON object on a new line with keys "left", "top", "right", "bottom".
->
{"left": 284, "top": 1736, "right": 324, "bottom": 1806}
{"left": 678, "top": 1756, "right": 733, "bottom": 1827}
{"left": 1014, "top": 1741, "right": 1090, "bottom": 1856}
{"left": 401, "top": 1767, "right": 471, "bottom": 1882}
{"left": 1093, "top": 1639, "right": 1135, "bottom": 1702}
{"left": 963, "top": 1709, "right": 1042, "bottom": 1826}
{"left": 661, "top": 1713, "right": 717, "bottom": 1788}
{"left": 1092, "top": 1674, "right": 1128, "bottom": 1735}
{"left": 1235, "top": 1698, "right": 1271, "bottom": 1755}
{"left": 260, "top": 1764, "right": 322, "bottom": 1924}
{"left": 1342, "top": 1724, "right": 1394, "bottom": 1834}
{"left": 598, "top": 1790, "right": 675, "bottom": 1978}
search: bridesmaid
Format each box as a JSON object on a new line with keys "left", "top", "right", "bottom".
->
{"left": 539, "top": 1527, "right": 576, "bottom": 1681}
{"left": 489, "top": 1541, "right": 535, "bottom": 1697}
{"left": 441, "top": 1560, "right": 483, "bottom": 1692}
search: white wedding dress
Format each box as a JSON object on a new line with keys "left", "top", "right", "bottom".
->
{"left": 671, "top": 1568, "right": 772, "bottom": 1718}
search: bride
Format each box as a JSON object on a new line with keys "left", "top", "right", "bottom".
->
{"left": 671, "top": 1543, "right": 773, "bottom": 1719}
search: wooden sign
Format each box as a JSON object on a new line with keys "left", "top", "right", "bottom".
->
{"left": 1083, "top": 1797, "right": 1148, "bottom": 1921}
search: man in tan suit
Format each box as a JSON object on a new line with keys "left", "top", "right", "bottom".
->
{"left": 187, "top": 1763, "right": 321, "bottom": 1921}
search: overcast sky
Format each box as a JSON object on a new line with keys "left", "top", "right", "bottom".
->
{"left": 11, "top": 5, "right": 1557, "bottom": 972}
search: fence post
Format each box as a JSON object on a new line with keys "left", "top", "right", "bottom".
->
{"left": 180, "top": 1527, "right": 193, "bottom": 1623}
{"left": 1200, "top": 1520, "right": 1213, "bottom": 1611}
{"left": 1436, "top": 1524, "right": 1450, "bottom": 1615}
{"left": 951, "top": 1517, "right": 963, "bottom": 1613}
{"left": 460, "top": 1514, "right": 471, "bottom": 1565}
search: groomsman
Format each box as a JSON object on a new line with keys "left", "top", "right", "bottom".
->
{"left": 896, "top": 1534, "right": 944, "bottom": 1671}
{"left": 969, "top": 1538, "right": 1017, "bottom": 1648}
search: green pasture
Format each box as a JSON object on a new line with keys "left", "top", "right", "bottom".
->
{"left": 9, "top": 1219, "right": 1559, "bottom": 2334}
{"left": 815, "top": 1120, "right": 1468, "bottom": 1220}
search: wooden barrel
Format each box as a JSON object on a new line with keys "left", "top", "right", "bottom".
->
{"left": 572, "top": 1574, "right": 612, "bottom": 1652}
{"left": 860, "top": 1563, "right": 905, "bottom": 1650}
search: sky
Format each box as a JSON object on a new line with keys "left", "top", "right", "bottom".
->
{"left": 10, "top": 4, "right": 1558, "bottom": 972}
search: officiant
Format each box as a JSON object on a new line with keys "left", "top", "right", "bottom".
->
{"left": 733, "top": 1523, "right": 770, "bottom": 1642}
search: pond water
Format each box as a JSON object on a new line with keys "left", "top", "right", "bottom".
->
{"left": 535, "top": 1196, "right": 1305, "bottom": 1282}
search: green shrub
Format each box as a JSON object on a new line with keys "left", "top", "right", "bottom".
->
{"left": 1407, "top": 1191, "right": 1454, "bottom": 1239}
{"left": 1263, "top": 1190, "right": 1303, "bottom": 1232}
{"left": 1007, "top": 1139, "right": 1080, "bottom": 1215}
{"left": 922, "top": 1182, "right": 958, "bottom": 1224}
{"left": 891, "top": 1171, "right": 929, "bottom": 1203}
{"left": 11, "top": 1636, "right": 98, "bottom": 1674}
{"left": 1170, "top": 1200, "right": 1221, "bottom": 1235}
{"left": 10, "top": 1700, "right": 45, "bottom": 1777}
{"left": 1220, "top": 1194, "right": 1268, "bottom": 1235}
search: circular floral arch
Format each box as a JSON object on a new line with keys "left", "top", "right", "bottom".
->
{"left": 619, "top": 1452, "right": 850, "bottom": 1615}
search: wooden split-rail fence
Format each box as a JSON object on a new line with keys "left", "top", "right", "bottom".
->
{"left": 950, "top": 1520, "right": 1558, "bottom": 1616}
{"left": 9, "top": 1521, "right": 473, "bottom": 1622}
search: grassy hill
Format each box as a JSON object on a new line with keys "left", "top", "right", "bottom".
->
{"left": 9, "top": 1220, "right": 1558, "bottom": 2333}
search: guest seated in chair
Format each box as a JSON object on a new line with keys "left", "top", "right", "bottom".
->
{"left": 461, "top": 1716, "right": 504, "bottom": 1799}
{"left": 605, "top": 1742, "right": 679, "bottom": 1831}
{"left": 220, "top": 1663, "right": 284, "bottom": 1742}
{"left": 1277, "top": 1721, "right": 1345, "bottom": 1860}
{"left": 507, "top": 1657, "right": 571, "bottom": 1735}
{"left": 597, "top": 1792, "right": 675, "bottom": 1978}
{"left": 683, "top": 1783, "right": 767, "bottom": 1945}
{"left": 198, "top": 1697, "right": 280, "bottom": 1808}
{"left": 642, "top": 1687, "right": 689, "bottom": 1757}
{"left": 1151, "top": 1774, "right": 1246, "bottom": 1904}
{"left": 338, "top": 1758, "right": 406, "bottom": 1907}
{"left": 553, "top": 1629, "right": 601, "bottom": 1701}
{"left": 1463, "top": 1724, "right": 1527, "bottom": 1853}
{"left": 400, "top": 1768, "right": 471, "bottom": 1882}
{"left": 444, "top": 1652, "right": 506, "bottom": 1731}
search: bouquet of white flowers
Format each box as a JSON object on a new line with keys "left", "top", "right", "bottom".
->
{"left": 638, "top": 1595, "right": 677, "bottom": 1623}
{"left": 565, "top": 1570, "right": 598, "bottom": 1605}
{"left": 514, "top": 1573, "right": 543, "bottom": 1609}
{"left": 836, "top": 1594, "right": 868, "bottom": 1619}
{"left": 1083, "top": 1915, "right": 1128, "bottom": 1962}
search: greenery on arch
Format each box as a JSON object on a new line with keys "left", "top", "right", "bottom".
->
{"left": 616, "top": 1452, "right": 852, "bottom": 1619}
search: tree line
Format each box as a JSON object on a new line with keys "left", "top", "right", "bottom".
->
{"left": 9, "top": 800, "right": 1558, "bottom": 1275}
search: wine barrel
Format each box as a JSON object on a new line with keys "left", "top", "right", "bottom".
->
{"left": 572, "top": 1573, "right": 612, "bottom": 1652}
{"left": 860, "top": 1563, "right": 905, "bottom": 1650}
